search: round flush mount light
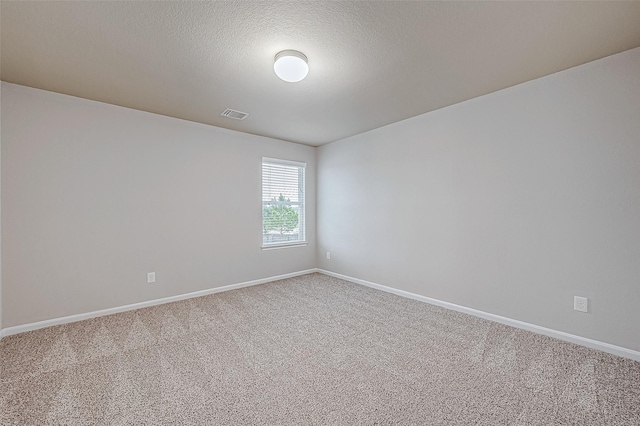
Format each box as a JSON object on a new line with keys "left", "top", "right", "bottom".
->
{"left": 274, "top": 50, "right": 309, "bottom": 83}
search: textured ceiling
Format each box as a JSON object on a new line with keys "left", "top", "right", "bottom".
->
{"left": 2, "top": 1, "right": 640, "bottom": 146}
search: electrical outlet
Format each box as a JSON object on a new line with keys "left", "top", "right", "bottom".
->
{"left": 574, "top": 296, "right": 588, "bottom": 313}
{"left": 326, "top": 251, "right": 331, "bottom": 260}
{"left": 147, "top": 272, "right": 156, "bottom": 283}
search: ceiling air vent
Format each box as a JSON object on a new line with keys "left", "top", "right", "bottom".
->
{"left": 221, "top": 108, "right": 249, "bottom": 120}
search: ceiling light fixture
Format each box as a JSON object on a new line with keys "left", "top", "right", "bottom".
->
{"left": 274, "top": 50, "right": 309, "bottom": 83}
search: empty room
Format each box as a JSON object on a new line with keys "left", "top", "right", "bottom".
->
{"left": 1, "top": 1, "right": 639, "bottom": 424}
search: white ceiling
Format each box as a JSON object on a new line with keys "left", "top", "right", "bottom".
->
{"left": 2, "top": 1, "right": 640, "bottom": 146}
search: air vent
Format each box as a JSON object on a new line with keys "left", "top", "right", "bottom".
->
{"left": 221, "top": 108, "right": 249, "bottom": 120}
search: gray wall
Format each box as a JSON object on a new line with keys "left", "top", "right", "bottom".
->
{"left": 0, "top": 81, "right": 3, "bottom": 331}
{"left": 317, "top": 48, "right": 640, "bottom": 351}
{"left": 1, "top": 82, "right": 316, "bottom": 328}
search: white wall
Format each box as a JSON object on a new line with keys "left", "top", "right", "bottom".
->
{"left": 1, "top": 82, "right": 316, "bottom": 328}
{"left": 317, "top": 48, "right": 640, "bottom": 352}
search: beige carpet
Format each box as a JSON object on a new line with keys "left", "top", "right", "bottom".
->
{"left": 1, "top": 273, "right": 639, "bottom": 425}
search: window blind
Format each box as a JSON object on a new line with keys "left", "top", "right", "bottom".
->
{"left": 262, "top": 158, "right": 306, "bottom": 247}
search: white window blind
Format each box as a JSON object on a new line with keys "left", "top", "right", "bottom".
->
{"left": 262, "top": 158, "right": 306, "bottom": 247}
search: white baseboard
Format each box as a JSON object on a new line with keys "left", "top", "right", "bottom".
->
{"left": 0, "top": 269, "right": 318, "bottom": 339}
{"left": 4, "top": 267, "right": 638, "bottom": 362}
{"left": 317, "top": 269, "right": 640, "bottom": 362}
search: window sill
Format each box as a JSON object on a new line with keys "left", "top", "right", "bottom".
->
{"left": 261, "top": 242, "right": 308, "bottom": 250}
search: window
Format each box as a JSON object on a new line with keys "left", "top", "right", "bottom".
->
{"left": 262, "top": 158, "right": 306, "bottom": 248}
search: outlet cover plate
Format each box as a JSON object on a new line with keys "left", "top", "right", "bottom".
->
{"left": 574, "top": 296, "right": 588, "bottom": 313}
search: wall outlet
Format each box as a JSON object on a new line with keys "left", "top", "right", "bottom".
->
{"left": 326, "top": 251, "right": 331, "bottom": 260}
{"left": 147, "top": 272, "right": 156, "bottom": 283}
{"left": 574, "top": 296, "right": 588, "bottom": 313}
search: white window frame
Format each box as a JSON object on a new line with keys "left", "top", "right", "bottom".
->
{"left": 261, "top": 157, "right": 307, "bottom": 249}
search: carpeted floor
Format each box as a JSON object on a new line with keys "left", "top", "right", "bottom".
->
{"left": 1, "top": 273, "right": 639, "bottom": 425}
